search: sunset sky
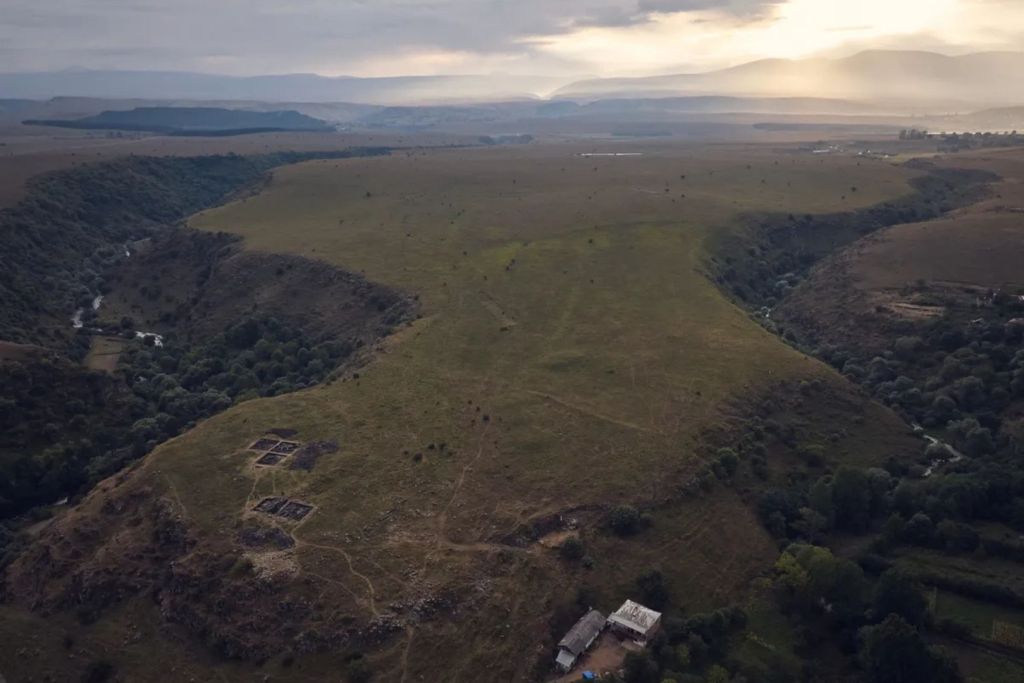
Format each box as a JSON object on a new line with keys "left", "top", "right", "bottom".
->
{"left": 3, "top": 0, "right": 1023, "bottom": 77}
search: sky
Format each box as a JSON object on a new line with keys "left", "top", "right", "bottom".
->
{"left": 2, "top": 0, "right": 1023, "bottom": 78}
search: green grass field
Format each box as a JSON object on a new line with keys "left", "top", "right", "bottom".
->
{"left": 0, "top": 140, "right": 923, "bottom": 682}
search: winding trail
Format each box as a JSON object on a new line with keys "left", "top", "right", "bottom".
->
{"left": 526, "top": 389, "right": 656, "bottom": 434}
{"left": 398, "top": 626, "right": 415, "bottom": 683}
{"left": 298, "top": 539, "right": 381, "bottom": 617}
{"left": 433, "top": 422, "right": 492, "bottom": 550}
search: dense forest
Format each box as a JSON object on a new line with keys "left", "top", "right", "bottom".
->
{"left": 700, "top": 161, "right": 1024, "bottom": 682}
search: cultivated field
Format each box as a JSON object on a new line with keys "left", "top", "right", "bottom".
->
{"left": 0, "top": 139, "right": 923, "bottom": 681}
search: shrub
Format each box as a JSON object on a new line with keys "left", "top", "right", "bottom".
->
{"left": 560, "top": 536, "right": 585, "bottom": 561}
{"left": 609, "top": 505, "right": 642, "bottom": 536}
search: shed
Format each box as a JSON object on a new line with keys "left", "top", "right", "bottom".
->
{"left": 606, "top": 599, "right": 661, "bottom": 643}
{"left": 555, "top": 609, "right": 606, "bottom": 672}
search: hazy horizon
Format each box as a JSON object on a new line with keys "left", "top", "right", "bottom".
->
{"left": 3, "top": 0, "right": 1023, "bottom": 80}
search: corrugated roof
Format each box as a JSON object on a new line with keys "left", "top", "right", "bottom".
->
{"left": 607, "top": 600, "right": 661, "bottom": 634}
{"left": 558, "top": 609, "right": 606, "bottom": 656}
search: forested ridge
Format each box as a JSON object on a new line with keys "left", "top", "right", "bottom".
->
{"left": 0, "top": 149, "right": 387, "bottom": 347}
{"left": 0, "top": 148, "right": 415, "bottom": 554}
{"left": 702, "top": 161, "right": 1024, "bottom": 682}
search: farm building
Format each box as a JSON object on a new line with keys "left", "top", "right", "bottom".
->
{"left": 607, "top": 600, "right": 661, "bottom": 643}
{"left": 555, "top": 609, "right": 606, "bottom": 672}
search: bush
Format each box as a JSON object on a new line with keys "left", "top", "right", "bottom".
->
{"left": 560, "top": 536, "right": 585, "bottom": 561}
{"left": 609, "top": 505, "right": 642, "bottom": 536}
{"left": 636, "top": 570, "right": 670, "bottom": 610}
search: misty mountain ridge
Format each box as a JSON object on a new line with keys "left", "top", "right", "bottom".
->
{"left": 555, "top": 50, "right": 1024, "bottom": 108}
{"left": 2, "top": 50, "right": 1022, "bottom": 111}
{"left": 0, "top": 69, "right": 569, "bottom": 106}
{"left": 22, "top": 106, "right": 333, "bottom": 136}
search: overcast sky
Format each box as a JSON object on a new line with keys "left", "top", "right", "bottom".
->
{"left": 3, "top": 0, "right": 1023, "bottom": 77}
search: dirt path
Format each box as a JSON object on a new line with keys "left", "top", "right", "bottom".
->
{"left": 398, "top": 625, "right": 415, "bottom": 683}
{"left": 433, "top": 421, "right": 492, "bottom": 550}
{"left": 297, "top": 539, "right": 381, "bottom": 617}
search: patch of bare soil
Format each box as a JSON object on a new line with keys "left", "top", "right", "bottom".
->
{"left": 550, "top": 632, "right": 638, "bottom": 682}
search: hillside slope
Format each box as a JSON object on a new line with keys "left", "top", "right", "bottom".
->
{"left": 0, "top": 142, "right": 931, "bottom": 682}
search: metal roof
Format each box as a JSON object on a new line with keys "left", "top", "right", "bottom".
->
{"left": 607, "top": 600, "right": 661, "bottom": 635}
{"left": 558, "top": 609, "right": 606, "bottom": 656}
{"left": 555, "top": 650, "right": 576, "bottom": 670}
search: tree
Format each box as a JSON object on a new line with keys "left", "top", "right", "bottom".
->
{"left": 872, "top": 569, "right": 928, "bottom": 627}
{"left": 716, "top": 448, "right": 739, "bottom": 477}
{"left": 775, "top": 545, "right": 866, "bottom": 619}
{"left": 636, "top": 570, "right": 670, "bottom": 610}
{"left": 859, "top": 615, "right": 961, "bottom": 683}
{"left": 903, "top": 512, "right": 936, "bottom": 547}
{"left": 706, "top": 665, "right": 730, "bottom": 683}
{"left": 832, "top": 467, "right": 872, "bottom": 532}
{"left": 809, "top": 477, "right": 835, "bottom": 528}
{"left": 610, "top": 505, "right": 642, "bottom": 536}
{"left": 623, "top": 651, "right": 659, "bottom": 683}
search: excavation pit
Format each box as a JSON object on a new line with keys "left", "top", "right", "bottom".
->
{"left": 253, "top": 496, "right": 315, "bottom": 521}
{"left": 270, "top": 440, "right": 301, "bottom": 455}
{"left": 249, "top": 438, "right": 280, "bottom": 452}
{"left": 256, "top": 452, "right": 286, "bottom": 466}
{"left": 278, "top": 500, "right": 315, "bottom": 520}
{"left": 254, "top": 496, "right": 287, "bottom": 515}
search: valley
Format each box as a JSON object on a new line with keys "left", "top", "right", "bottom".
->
{"left": 0, "top": 128, "right": 1022, "bottom": 683}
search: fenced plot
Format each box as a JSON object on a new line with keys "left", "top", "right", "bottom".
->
{"left": 249, "top": 438, "right": 280, "bottom": 452}
{"left": 247, "top": 436, "right": 304, "bottom": 466}
{"left": 255, "top": 452, "right": 287, "bottom": 466}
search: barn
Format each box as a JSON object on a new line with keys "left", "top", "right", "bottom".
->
{"left": 555, "top": 609, "right": 606, "bottom": 672}
{"left": 606, "top": 600, "right": 662, "bottom": 643}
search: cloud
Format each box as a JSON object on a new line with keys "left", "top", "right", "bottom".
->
{"left": 0, "top": 0, "right": 1019, "bottom": 77}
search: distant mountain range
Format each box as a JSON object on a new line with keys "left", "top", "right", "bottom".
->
{"left": 0, "top": 70, "right": 568, "bottom": 106}
{"left": 4, "top": 51, "right": 1024, "bottom": 108}
{"left": 23, "top": 106, "right": 332, "bottom": 135}
{"left": 555, "top": 51, "right": 1024, "bottom": 108}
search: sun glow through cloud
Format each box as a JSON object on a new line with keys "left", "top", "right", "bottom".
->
{"left": 2, "top": 0, "right": 1022, "bottom": 77}
{"left": 527, "top": 0, "right": 1018, "bottom": 76}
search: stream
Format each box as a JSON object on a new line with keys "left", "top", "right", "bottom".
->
{"left": 915, "top": 426, "right": 965, "bottom": 477}
{"left": 69, "top": 243, "right": 164, "bottom": 346}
